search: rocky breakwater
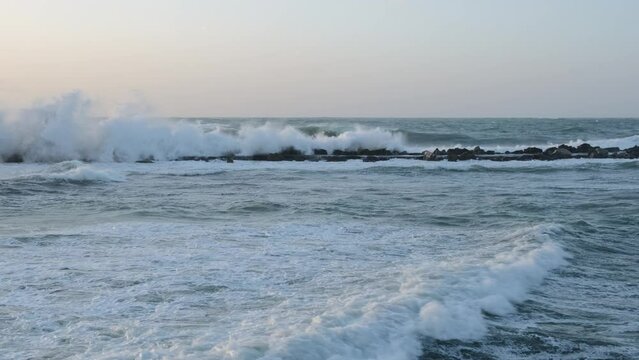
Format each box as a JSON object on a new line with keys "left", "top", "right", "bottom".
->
{"left": 173, "top": 143, "right": 639, "bottom": 163}
{"left": 3, "top": 144, "right": 638, "bottom": 163}
{"left": 421, "top": 143, "right": 639, "bottom": 162}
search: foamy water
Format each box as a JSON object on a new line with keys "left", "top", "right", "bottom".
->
{"left": 1, "top": 99, "right": 638, "bottom": 359}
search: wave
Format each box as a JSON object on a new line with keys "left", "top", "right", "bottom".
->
{"left": 0, "top": 160, "right": 124, "bottom": 183}
{"left": 213, "top": 224, "right": 568, "bottom": 360}
{"left": 2, "top": 93, "right": 638, "bottom": 163}
{"left": 0, "top": 92, "right": 410, "bottom": 163}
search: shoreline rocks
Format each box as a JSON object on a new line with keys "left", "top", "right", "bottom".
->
{"left": 3, "top": 143, "right": 639, "bottom": 163}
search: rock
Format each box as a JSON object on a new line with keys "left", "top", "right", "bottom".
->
{"left": 136, "top": 157, "right": 154, "bottom": 163}
{"left": 447, "top": 153, "right": 458, "bottom": 162}
{"left": 576, "top": 143, "right": 594, "bottom": 153}
{"left": 363, "top": 156, "right": 381, "bottom": 162}
{"left": 4, "top": 154, "right": 24, "bottom": 163}
{"left": 612, "top": 151, "right": 629, "bottom": 159}
{"left": 226, "top": 157, "right": 234, "bottom": 163}
{"left": 512, "top": 150, "right": 524, "bottom": 154}
{"left": 589, "top": 147, "right": 609, "bottom": 158}
{"left": 280, "top": 147, "right": 302, "bottom": 156}
{"left": 473, "top": 146, "right": 485, "bottom": 155}
{"left": 624, "top": 145, "right": 639, "bottom": 158}
{"left": 485, "top": 150, "right": 495, "bottom": 155}
{"left": 358, "top": 148, "right": 392, "bottom": 156}
{"left": 604, "top": 147, "right": 620, "bottom": 153}
{"left": 558, "top": 144, "right": 577, "bottom": 153}
{"left": 516, "top": 154, "right": 534, "bottom": 161}
{"left": 457, "top": 151, "right": 476, "bottom": 161}
{"left": 544, "top": 147, "right": 571, "bottom": 159}
{"left": 333, "top": 149, "right": 358, "bottom": 156}
{"left": 523, "top": 147, "right": 543, "bottom": 154}
{"left": 313, "top": 149, "right": 328, "bottom": 155}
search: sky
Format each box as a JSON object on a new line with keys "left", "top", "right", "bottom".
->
{"left": 1, "top": 0, "right": 638, "bottom": 117}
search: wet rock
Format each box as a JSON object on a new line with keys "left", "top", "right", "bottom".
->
{"left": 358, "top": 148, "right": 392, "bottom": 156}
{"left": 457, "top": 151, "right": 476, "bottom": 161}
{"left": 516, "top": 154, "right": 534, "bottom": 161}
{"left": 554, "top": 148, "right": 573, "bottom": 158}
{"left": 589, "top": 147, "right": 609, "bottom": 158}
{"left": 576, "top": 143, "right": 594, "bottom": 153}
{"left": 473, "top": 146, "right": 485, "bottom": 155}
{"left": 624, "top": 145, "right": 639, "bottom": 158}
{"left": 558, "top": 144, "right": 577, "bottom": 153}
{"left": 332, "top": 149, "right": 358, "bottom": 156}
{"left": 604, "top": 147, "right": 620, "bottom": 153}
{"left": 313, "top": 149, "right": 328, "bottom": 155}
{"left": 523, "top": 147, "right": 543, "bottom": 154}
{"left": 544, "top": 147, "right": 571, "bottom": 159}
{"left": 4, "top": 154, "right": 24, "bottom": 163}
{"left": 363, "top": 156, "right": 384, "bottom": 162}
{"left": 447, "top": 152, "right": 458, "bottom": 162}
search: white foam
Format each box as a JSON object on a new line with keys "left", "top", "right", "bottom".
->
{"left": 211, "top": 224, "right": 568, "bottom": 360}
{"left": 0, "top": 92, "right": 411, "bottom": 163}
{"left": 0, "top": 160, "right": 124, "bottom": 182}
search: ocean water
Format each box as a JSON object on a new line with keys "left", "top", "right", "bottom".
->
{"left": 0, "top": 102, "right": 638, "bottom": 359}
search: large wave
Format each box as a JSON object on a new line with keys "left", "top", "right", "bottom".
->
{"left": 2, "top": 93, "right": 638, "bottom": 163}
{"left": 0, "top": 92, "right": 408, "bottom": 163}
{"left": 211, "top": 224, "right": 568, "bottom": 360}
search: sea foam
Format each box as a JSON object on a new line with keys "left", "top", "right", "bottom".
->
{"left": 212, "top": 224, "right": 568, "bottom": 360}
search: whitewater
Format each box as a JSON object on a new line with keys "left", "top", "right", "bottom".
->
{"left": 1, "top": 94, "right": 638, "bottom": 359}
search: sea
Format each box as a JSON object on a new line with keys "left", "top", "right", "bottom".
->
{"left": 0, "top": 96, "right": 638, "bottom": 359}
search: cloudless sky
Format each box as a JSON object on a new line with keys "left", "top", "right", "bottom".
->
{"left": 1, "top": 0, "right": 638, "bottom": 117}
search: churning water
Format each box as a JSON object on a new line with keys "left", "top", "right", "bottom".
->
{"left": 0, "top": 95, "right": 638, "bottom": 359}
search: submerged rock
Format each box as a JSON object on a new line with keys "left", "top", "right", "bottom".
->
{"left": 4, "top": 154, "right": 24, "bottom": 163}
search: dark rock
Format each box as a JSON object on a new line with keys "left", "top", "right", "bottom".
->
{"left": 558, "top": 144, "right": 577, "bottom": 153}
{"left": 485, "top": 150, "right": 495, "bottom": 155}
{"left": 473, "top": 146, "right": 485, "bottom": 155}
{"left": 280, "top": 147, "right": 302, "bottom": 156}
{"left": 4, "top": 154, "right": 24, "bottom": 163}
{"left": 516, "top": 154, "right": 534, "bottom": 161}
{"left": 325, "top": 156, "right": 349, "bottom": 162}
{"left": 523, "top": 147, "right": 543, "bottom": 154}
{"left": 457, "top": 151, "right": 476, "bottom": 161}
{"left": 358, "top": 148, "right": 392, "bottom": 156}
{"left": 447, "top": 153, "right": 458, "bottom": 162}
{"left": 226, "top": 157, "right": 234, "bottom": 163}
{"left": 624, "top": 145, "right": 639, "bottom": 158}
{"left": 604, "top": 147, "right": 620, "bottom": 153}
{"left": 512, "top": 150, "right": 524, "bottom": 155}
{"left": 576, "top": 143, "right": 594, "bottom": 153}
{"left": 313, "top": 149, "right": 328, "bottom": 155}
{"left": 447, "top": 148, "right": 470, "bottom": 157}
{"left": 363, "top": 156, "right": 385, "bottom": 162}
{"left": 589, "top": 147, "right": 609, "bottom": 158}
{"left": 543, "top": 147, "right": 557, "bottom": 155}
{"left": 553, "top": 148, "right": 573, "bottom": 159}
{"left": 612, "top": 151, "right": 629, "bottom": 159}
{"left": 333, "top": 149, "right": 358, "bottom": 156}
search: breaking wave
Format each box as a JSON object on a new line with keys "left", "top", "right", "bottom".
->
{"left": 1, "top": 93, "right": 638, "bottom": 163}
{"left": 0, "top": 93, "right": 409, "bottom": 163}
{"left": 213, "top": 224, "right": 568, "bottom": 360}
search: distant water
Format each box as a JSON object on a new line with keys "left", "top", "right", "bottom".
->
{"left": 1, "top": 115, "right": 638, "bottom": 359}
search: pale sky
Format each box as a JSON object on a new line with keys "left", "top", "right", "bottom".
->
{"left": 1, "top": 0, "right": 638, "bottom": 117}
